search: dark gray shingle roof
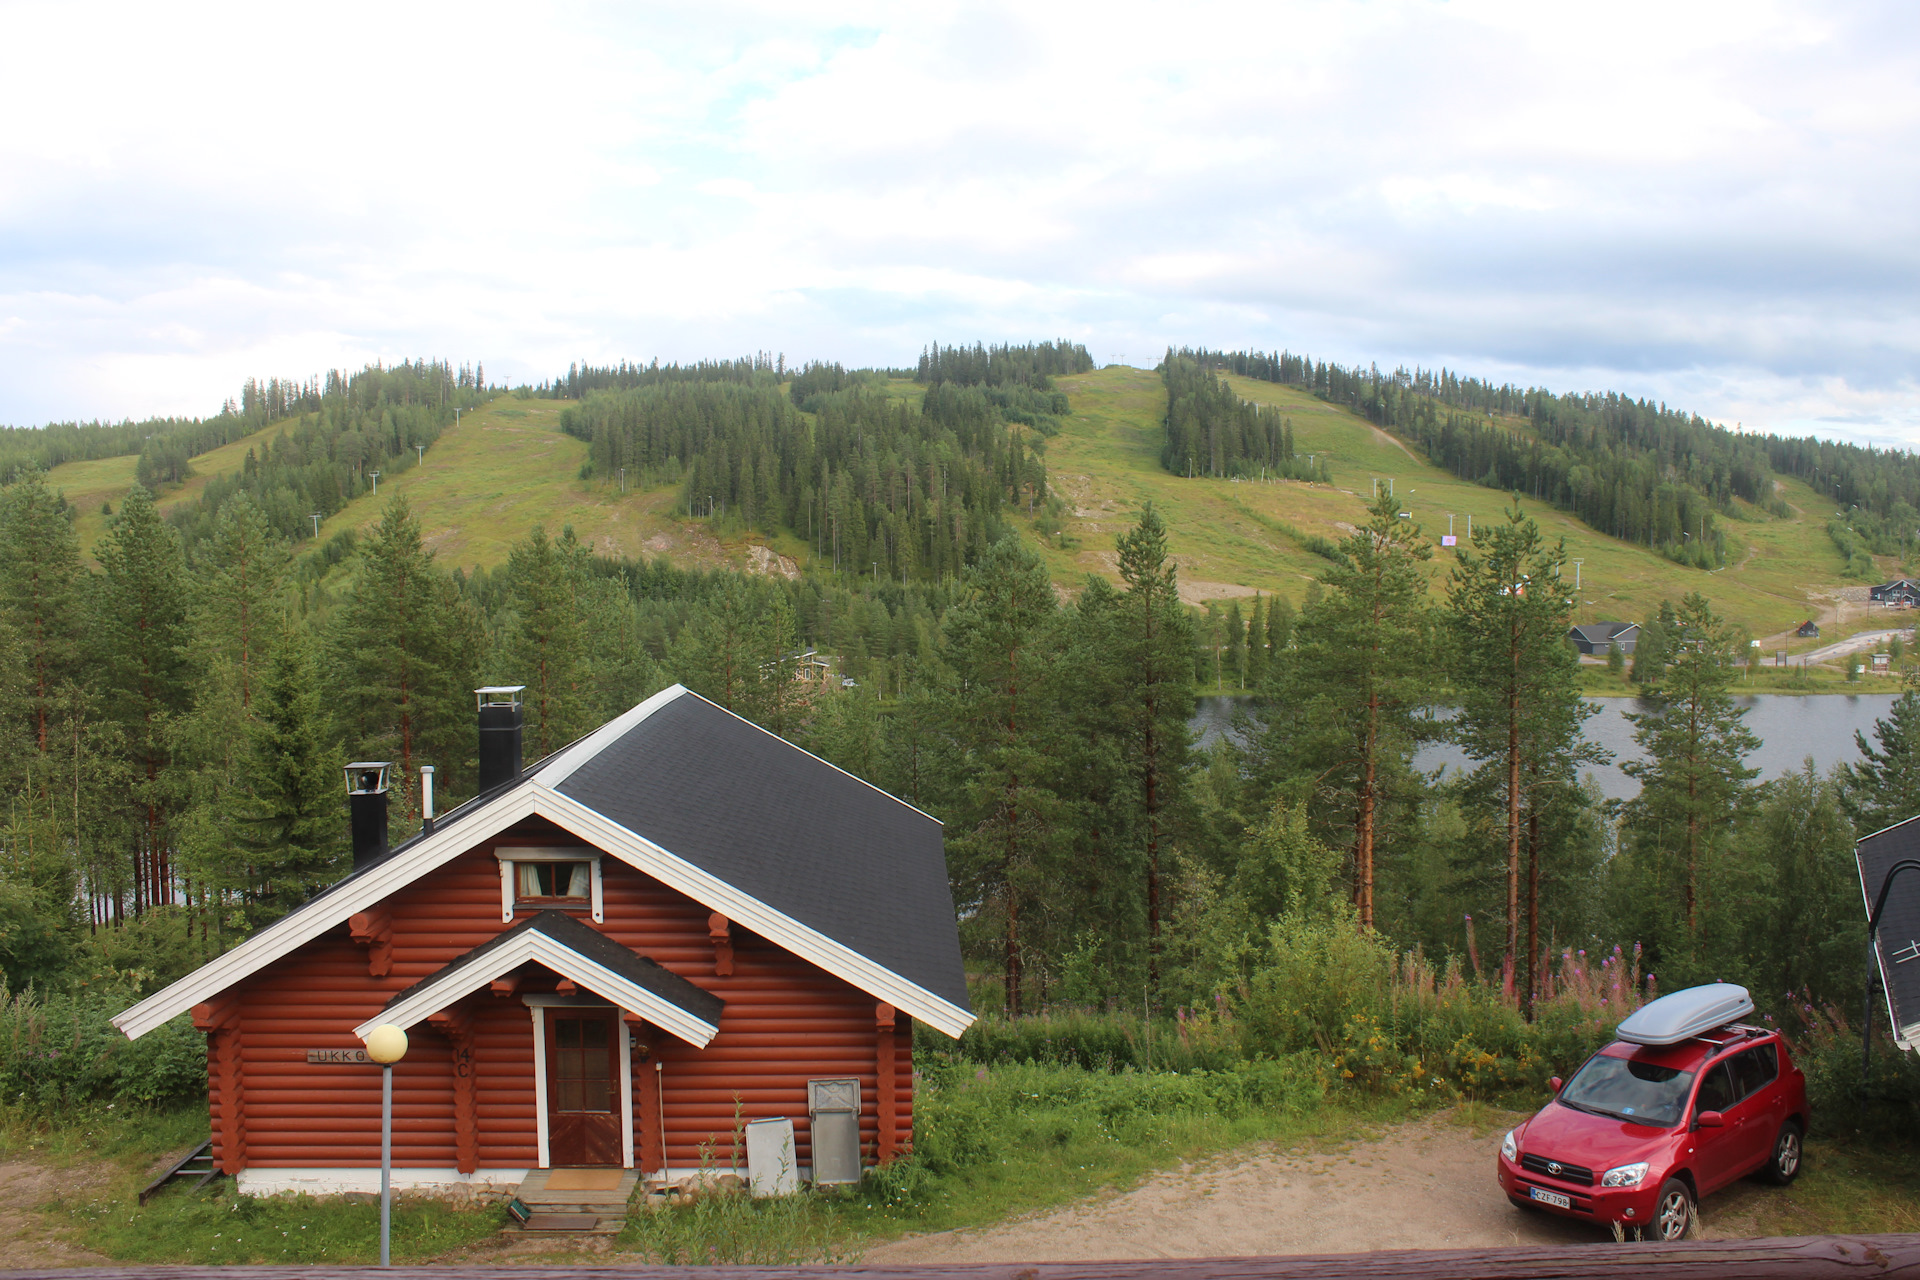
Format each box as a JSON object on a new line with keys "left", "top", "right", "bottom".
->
{"left": 554, "top": 693, "right": 968, "bottom": 1011}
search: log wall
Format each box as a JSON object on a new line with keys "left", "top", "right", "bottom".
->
{"left": 208, "top": 817, "right": 915, "bottom": 1175}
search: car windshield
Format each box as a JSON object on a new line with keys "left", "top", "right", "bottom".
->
{"left": 1559, "top": 1054, "right": 1694, "bottom": 1127}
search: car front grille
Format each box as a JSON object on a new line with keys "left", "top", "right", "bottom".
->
{"left": 1521, "top": 1153, "right": 1596, "bottom": 1185}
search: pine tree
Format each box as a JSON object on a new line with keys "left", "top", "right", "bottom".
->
{"left": 1445, "top": 505, "right": 1601, "bottom": 1009}
{"left": 941, "top": 537, "right": 1063, "bottom": 1015}
{"left": 1623, "top": 592, "right": 1758, "bottom": 938}
{"left": 1268, "top": 489, "right": 1435, "bottom": 931}
{"left": 1112, "top": 504, "right": 1194, "bottom": 990}
{"left": 94, "top": 484, "right": 192, "bottom": 914}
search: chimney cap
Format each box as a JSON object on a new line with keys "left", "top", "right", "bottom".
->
{"left": 345, "top": 762, "right": 391, "bottom": 795}
{"left": 476, "top": 685, "right": 526, "bottom": 709}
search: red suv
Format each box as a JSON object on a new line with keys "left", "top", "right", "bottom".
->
{"left": 1494, "top": 987, "right": 1809, "bottom": 1240}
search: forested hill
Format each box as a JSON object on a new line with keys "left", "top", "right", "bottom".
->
{"left": 1172, "top": 346, "right": 1920, "bottom": 574}
{"left": 555, "top": 345, "right": 1079, "bottom": 582}
{"left": 2, "top": 361, "right": 490, "bottom": 556}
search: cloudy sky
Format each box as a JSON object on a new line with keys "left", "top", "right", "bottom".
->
{"left": 3, "top": 0, "right": 1916, "bottom": 443}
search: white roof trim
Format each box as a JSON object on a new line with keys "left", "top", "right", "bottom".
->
{"left": 113, "top": 698, "right": 975, "bottom": 1042}
{"left": 111, "top": 785, "right": 543, "bottom": 1041}
{"left": 353, "top": 930, "right": 719, "bottom": 1048}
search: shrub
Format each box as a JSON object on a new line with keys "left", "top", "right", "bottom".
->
{"left": 0, "top": 984, "right": 203, "bottom": 1112}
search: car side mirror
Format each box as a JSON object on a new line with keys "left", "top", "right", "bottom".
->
{"left": 1548, "top": 1076, "right": 1563, "bottom": 1094}
{"left": 1695, "top": 1110, "right": 1725, "bottom": 1128}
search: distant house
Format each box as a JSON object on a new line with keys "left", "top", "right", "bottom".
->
{"left": 1872, "top": 579, "right": 1920, "bottom": 606}
{"left": 1796, "top": 620, "right": 1821, "bottom": 638}
{"left": 1568, "top": 621, "right": 1639, "bottom": 656}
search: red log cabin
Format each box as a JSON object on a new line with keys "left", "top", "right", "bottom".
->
{"left": 112, "top": 685, "right": 973, "bottom": 1197}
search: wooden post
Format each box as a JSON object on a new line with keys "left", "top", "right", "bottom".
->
{"left": 627, "top": 1017, "right": 662, "bottom": 1177}
{"left": 875, "top": 1002, "right": 896, "bottom": 1165}
{"left": 429, "top": 1009, "right": 478, "bottom": 1175}
{"left": 708, "top": 912, "right": 734, "bottom": 976}
{"left": 195, "top": 997, "right": 245, "bottom": 1176}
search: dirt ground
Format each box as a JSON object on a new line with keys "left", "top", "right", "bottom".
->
{"left": 864, "top": 1112, "right": 1775, "bottom": 1264}
{"left": 0, "top": 1160, "right": 111, "bottom": 1269}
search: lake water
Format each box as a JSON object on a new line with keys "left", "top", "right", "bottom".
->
{"left": 1191, "top": 693, "right": 1901, "bottom": 801}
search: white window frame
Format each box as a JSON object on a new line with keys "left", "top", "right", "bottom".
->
{"left": 497, "top": 847, "right": 603, "bottom": 924}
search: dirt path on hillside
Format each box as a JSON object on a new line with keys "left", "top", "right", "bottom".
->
{"left": 864, "top": 1112, "right": 1775, "bottom": 1264}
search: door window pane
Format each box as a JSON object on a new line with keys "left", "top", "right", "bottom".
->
{"left": 553, "top": 1016, "right": 614, "bottom": 1113}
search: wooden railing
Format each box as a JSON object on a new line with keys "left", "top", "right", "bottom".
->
{"left": 7, "top": 1232, "right": 1916, "bottom": 1279}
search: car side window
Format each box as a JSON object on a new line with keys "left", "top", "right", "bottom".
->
{"left": 1731, "top": 1044, "right": 1777, "bottom": 1100}
{"left": 1694, "top": 1060, "right": 1736, "bottom": 1114}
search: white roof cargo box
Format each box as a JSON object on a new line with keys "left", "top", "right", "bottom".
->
{"left": 1615, "top": 983, "right": 1755, "bottom": 1046}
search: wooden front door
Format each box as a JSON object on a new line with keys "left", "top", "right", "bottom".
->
{"left": 546, "top": 1011, "right": 621, "bottom": 1166}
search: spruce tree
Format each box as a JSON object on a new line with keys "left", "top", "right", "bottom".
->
{"left": 240, "top": 628, "right": 344, "bottom": 926}
{"left": 331, "top": 497, "right": 482, "bottom": 817}
{"left": 941, "top": 537, "right": 1063, "bottom": 1015}
{"left": 191, "top": 492, "right": 291, "bottom": 710}
{"left": 500, "top": 526, "right": 588, "bottom": 759}
{"left": 1839, "top": 674, "right": 1920, "bottom": 833}
{"left": 1246, "top": 594, "right": 1270, "bottom": 687}
{"left": 0, "top": 471, "right": 85, "bottom": 754}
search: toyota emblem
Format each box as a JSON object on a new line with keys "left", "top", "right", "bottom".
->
{"left": 1547, "top": 1161, "right": 1562, "bottom": 1175}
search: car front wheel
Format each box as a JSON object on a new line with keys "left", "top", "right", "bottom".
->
{"left": 1766, "top": 1121, "right": 1803, "bottom": 1185}
{"left": 1653, "top": 1178, "right": 1695, "bottom": 1241}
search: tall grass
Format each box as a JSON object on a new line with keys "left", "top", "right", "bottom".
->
{"left": 0, "top": 984, "right": 202, "bottom": 1112}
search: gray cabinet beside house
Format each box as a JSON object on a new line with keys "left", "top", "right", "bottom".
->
{"left": 807, "top": 1078, "right": 861, "bottom": 1186}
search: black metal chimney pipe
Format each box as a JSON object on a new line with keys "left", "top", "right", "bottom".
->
{"left": 345, "top": 762, "right": 391, "bottom": 870}
{"left": 477, "top": 686, "right": 526, "bottom": 792}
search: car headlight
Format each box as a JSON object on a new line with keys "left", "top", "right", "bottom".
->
{"left": 1601, "top": 1161, "right": 1649, "bottom": 1188}
{"left": 1501, "top": 1130, "right": 1518, "bottom": 1162}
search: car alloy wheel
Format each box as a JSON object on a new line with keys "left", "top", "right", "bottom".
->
{"left": 1654, "top": 1178, "right": 1694, "bottom": 1241}
{"left": 1768, "top": 1122, "right": 1803, "bottom": 1185}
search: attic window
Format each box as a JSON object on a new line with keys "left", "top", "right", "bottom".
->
{"left": 496, "top": 847, "right": 603, "bottom": 923}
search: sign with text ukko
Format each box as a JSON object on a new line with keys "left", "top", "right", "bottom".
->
{"left": 1857, "top": 817, "right": 1920, "bottom": 1051}
{"left": 306, "top": 1048, "right": 373, "bottom": 1064}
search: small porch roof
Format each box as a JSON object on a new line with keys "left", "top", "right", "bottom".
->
{"left": 355, "top": 911, "right": 724, "bottom": 1048}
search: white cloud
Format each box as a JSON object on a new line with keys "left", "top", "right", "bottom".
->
{"left": 0, "top": 0, "right": 1915, "bottom": 442}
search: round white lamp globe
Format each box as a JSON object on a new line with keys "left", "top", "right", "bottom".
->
{"left": 366, "top": 1024, "right": 408, "bottom": 1065}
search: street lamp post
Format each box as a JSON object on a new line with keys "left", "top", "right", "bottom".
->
{"left": 366, "top": 1024, "right": 409, "bottom": 1267}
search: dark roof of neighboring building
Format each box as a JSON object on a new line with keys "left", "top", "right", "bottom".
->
{"left": 1877, "top": 579, "right": 1920, "bottom": 592}
{"left": 553, "top": 693, "right": 967, "bottom": 1010}
{"left": 381, "top": 909, "right": 725, "bottom": 1026}
{"left": 1569, "top": 621, "right": 1639, "bottom": 641}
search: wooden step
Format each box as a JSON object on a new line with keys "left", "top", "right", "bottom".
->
{"left": 509, "top": 1169, "right": 638, "bottom": 1230}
